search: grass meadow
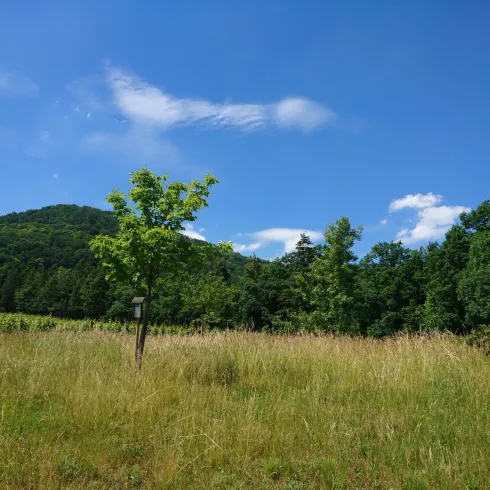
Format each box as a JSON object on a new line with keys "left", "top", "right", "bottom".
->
{"left": 1, "top": 329, "right": 489, "bottom": 489}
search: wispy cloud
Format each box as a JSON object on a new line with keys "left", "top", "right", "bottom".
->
{"left": 84, "top": 127, "right": 181, "bottom": 166}
{"left": 0, "top": 70, "right": 38, "bottom": 98}
{"left": 106, "top": 66, "right": 336, "bottom": 132}
{"left": 389, "top": 192, "right": 469, "bottom": 244}
{"left": 233, "top": 242, "right": 262, "bottom": 253}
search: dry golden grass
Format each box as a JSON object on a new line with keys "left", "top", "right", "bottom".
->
{"left": 1, "top": 330, "right": 489, "bottom": 489}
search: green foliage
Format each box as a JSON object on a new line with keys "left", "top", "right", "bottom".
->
{"left": 308, "top": 217, "right": 363, "bottom": 333}
{"left": 466, "top": 324, "right": 490, "bottom": 354}
{"left": 458, "top": 230, "right": 490, "bottom": 325}
{"left": 460, "top": 200, "right": 490, "bottom": 232}
{"left": 0, "top": 313, "right": 56, "bottom": 332}
{"left": 423, "top": 226, "right": 469, "bottom": 332}
{"left": 238, "top": 256, "right": 271, "bottom": 330}
{"left": 2, "top": 193, "right": 490, "bottom": 338}
{"left": 90, "top": 169, "right": 224, "bottom": 289}
{"left": 180, "top": 271, "right": 237, "bottom": 328}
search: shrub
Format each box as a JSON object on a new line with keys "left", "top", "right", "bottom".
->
{"left": 466, "top": 325, "right": 490, "bottom": 354}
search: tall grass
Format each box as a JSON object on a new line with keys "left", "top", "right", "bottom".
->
{"left": 0, "top": 313, "right": 195, "bottom": 335}
{"left": 1, "top": 329, "right": 489, "bottom": 489}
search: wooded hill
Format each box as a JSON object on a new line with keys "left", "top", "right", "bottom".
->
{"left": 0, "top": 204, "right": 249, "bottom": 324}
{"left": 1, "top": 201, "right": 489, "bottom": 335}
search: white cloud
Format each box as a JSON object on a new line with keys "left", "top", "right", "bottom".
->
{"left": 389, "top": 192, "right": 469, "bottom": 244}
{"left": 273, "top": 98, "right": 336, "bottom": 131}
{"left": 389, "top": 192, "right": 443, "bottom": 212}
{"left": 380, "top": 219, "right": 388, "bottom": 225}
{"left": 106, "top": 66, "right": 336, "bottom": 132}
{"left": 242, "top": 228, "right": 323, "bottom": 255}
{"left": 396, "top": 205, "right": 469, "bottom": 244}
{"left": 53, "top": 173, "right": 59, "bottom": 179}
{"left": 182, "top": 223, "right": 206, "bottom": 241}
{"left": 0, "top": 70, "right": 38, "bottom": 98}
{"left": 233, "top": 242, "right": 262, "bottom": 253}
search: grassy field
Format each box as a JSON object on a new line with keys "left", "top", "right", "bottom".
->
{"left": 1, "top": 330, "right": 489, "bottom": 489}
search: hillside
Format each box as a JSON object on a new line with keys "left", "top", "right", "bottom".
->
{"left": 0, "top": 204, "right": 250, "bottom": 320}
{"left": 0, "top": 205, "right": 118, "bottom": 269}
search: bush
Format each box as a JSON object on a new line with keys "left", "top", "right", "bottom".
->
{"left": 367, "top": 312, "right": 403, "bottom": 338}
{"left": 466, "top": 325, "right": 490, "bottom": 354}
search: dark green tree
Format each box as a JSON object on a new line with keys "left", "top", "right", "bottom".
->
{"left": 458, "top": 230, "right": 490, "bottom": 325}
{"left": 238, "top": 255, "right": 270, "bottom": 330}
{"left": 309, "top": 217, "right": 363, "bottom": 333}
{"left": 424, "top": 226, "right": 469, "bottom": 332}
{"left": 357, "top": 242, "right": 412, "bottom": 336}
{"left": 460, "top": 200, "right": 490, "bottom": 232}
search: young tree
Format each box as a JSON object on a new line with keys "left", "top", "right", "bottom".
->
{"left": 90, "top": 168, "right": 231, "bottom": 369}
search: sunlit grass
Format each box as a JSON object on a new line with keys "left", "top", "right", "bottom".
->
{"left": 1, "top": 330, "right": 489, "bottom": 488}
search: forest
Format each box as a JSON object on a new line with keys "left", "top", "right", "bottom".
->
{"left": 1, "top": 198, "right": 489, "bottom": 336}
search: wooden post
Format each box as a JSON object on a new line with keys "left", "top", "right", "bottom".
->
{"left": 135, "top": 317, "right": 141, "bottom": 365}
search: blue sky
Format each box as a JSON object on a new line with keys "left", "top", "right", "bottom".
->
{"left": 1, "top": 1, "right": 489, "bottom": 258}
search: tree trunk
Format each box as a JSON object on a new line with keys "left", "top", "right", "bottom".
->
{"left": 136, "top": 284, "right": 152, "bottom": 371}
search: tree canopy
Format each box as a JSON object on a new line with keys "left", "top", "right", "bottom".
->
{"left": 1, "top": 188, "right": 490, "bottom": 338}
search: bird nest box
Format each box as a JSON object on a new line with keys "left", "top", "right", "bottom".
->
{"left": 131, "top": 297, "right": 146, "bottom": 319}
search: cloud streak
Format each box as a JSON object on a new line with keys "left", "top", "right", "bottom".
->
{"left": 84, "top": 127, "right": 181, "bottom": 166}
{"left": 0, "top": 70, "right": 38, "bottom": 98}
{"left": 106, "top": 67, "right": 336, "bottom": 132}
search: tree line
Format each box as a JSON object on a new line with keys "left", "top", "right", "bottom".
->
{"left": 1, "top": 189, "right": 489, "bottom": 337}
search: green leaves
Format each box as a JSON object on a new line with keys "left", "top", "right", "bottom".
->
{"left": 90, "top": 168, "right": 222, "bottom": 294}
{"left": 460, "top": 200, "right": 490, "bottom": 232}
{"left": 458, "top": 230, "right": 490, "bottom": 324}
{"left": 308, "top": 217, "right": 362, "bottom": 333}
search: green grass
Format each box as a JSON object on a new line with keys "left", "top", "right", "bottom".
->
{"left": 1, "top": 329, "right": 489, "bottom": 489}
{"left": 0, "top": 312, "right": 197, "bottom": 335}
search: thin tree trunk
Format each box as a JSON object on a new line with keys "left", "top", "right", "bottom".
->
{"left": 136, "top": 284, "right": 152, "bottom": 371}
